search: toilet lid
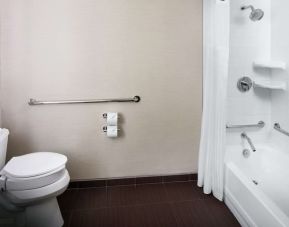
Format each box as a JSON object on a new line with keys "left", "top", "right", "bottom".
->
{"left": 2, "top": 152, "right": 67, "bottom": 178}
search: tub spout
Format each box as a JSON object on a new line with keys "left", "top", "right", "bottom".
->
{"left": 241, "top": 132, "right": 256, "bottom": 152}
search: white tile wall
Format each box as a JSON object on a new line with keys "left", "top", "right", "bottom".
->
{"left": 270, "top": 0, "right": 289, "bottom": 152}
{"left": 227, "top": 0, "right": 272, "bottom": 145}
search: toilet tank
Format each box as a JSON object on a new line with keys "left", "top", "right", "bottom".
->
{"left": 0, "top": 129, "right": 9, "bottom": 170}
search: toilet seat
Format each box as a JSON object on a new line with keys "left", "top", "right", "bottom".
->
{"left": 5, "top": 168, "right": 67, "bottom": 191}
{"left": 2, "top": 152, "right": 67, "bottom": 178}
{"left": 4, "top": 169, "right": 70, "bottom": 205}
{"left": 1, "top": 152, "right": 68, "bottom": 191}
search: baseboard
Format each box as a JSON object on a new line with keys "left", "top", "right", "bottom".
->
{"left": 68, "top": 173, "right": 197, "bottom": 189}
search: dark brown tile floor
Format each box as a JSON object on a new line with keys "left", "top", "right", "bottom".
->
{"left": 58, "top": 181, "right": 240, "bottom": 227}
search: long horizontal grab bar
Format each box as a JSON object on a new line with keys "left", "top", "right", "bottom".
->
{"left": 226, "top": 121, "right": 265, "bottom": 129}
{"left": 28, "top": 95, "right": 141, "bottom": 105}
{"left": 274, "top": 123, "right": 289, "bottom": 137}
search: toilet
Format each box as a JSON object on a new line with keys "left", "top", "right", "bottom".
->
{"left": 0, "top": 128, "right": 70, "bottom": 227}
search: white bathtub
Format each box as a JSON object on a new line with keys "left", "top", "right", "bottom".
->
{"left": 225, "top": 145, "right": 289, "bottom": 227}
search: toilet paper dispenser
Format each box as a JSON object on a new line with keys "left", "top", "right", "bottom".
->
{"left": 102, "top": 126, "right": 120, "bottom": 132}
{"left": 103, "top": 113, "right": 120, "bottom": 118}
{"left": 103, "top": 126, "right": 120, "bottom": 138}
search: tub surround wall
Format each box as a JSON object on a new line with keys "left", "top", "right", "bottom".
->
{"left": 227, "top": 0, "right": 272, "bottom": 146}
{"left": 270, "top": 0, "right": 289, "bottom": 151}
{"left": 225, "top": 2, "right": 289, "bottom": 225}
{"left": 0, "top": 0, "right": 202, "bottom": 180}
{"left": 227, "top": 0, "right": 289, "bottom": 152}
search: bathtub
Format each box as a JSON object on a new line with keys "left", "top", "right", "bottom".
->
{"left": 224, "top": 145, "right": 289, "bottom": 227}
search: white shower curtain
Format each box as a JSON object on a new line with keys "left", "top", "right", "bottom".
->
{"left": 197, "top": 0, "right": 230, "bottom": 201}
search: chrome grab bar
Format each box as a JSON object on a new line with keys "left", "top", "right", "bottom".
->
{"left": 226, "top": 121, "right": 265, "bottom": 129}
{"left": 274, "top": 123, "right": 289, "bottom": 137}
{"left": 28, "top": 96, "right": 141, "bottom": 105}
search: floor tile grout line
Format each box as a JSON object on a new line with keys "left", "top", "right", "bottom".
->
{"left": 67, "top": 179, "right": 198, "bottom": 190}
{"left": 105, "top": 180, "right": 198, "bottom": 189}
{"left": 163, "top": 180, "right": 171, "bottom": 202}
{"left": 67, "top": 200, "right": 184, "bottom": 212}
{"left": 105, "top": 185, "right": 109, "bottom": 208}
{"left": 66, "top": 210, "right": 73, "bottom": 227}
{"left": 65, "top": 181, "right": 198, "bottom": 191}
{"left": 167, "top": 201, "right": 181, "bottom": 227}
{"left": 61, "top": 198, "right": 212, "bottom": 213}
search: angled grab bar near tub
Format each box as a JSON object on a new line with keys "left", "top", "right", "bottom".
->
{"left": 28, "top": 96, "right": 141, "bottom": 105}
{"left": 274, "top": 123, "right": 289, "bottom": 137}
{"left": 226, "top": 121, "right": 265, "bottom": 129}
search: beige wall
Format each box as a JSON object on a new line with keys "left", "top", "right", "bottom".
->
{"left": 0, "top": 0, "right": 202, "bottom": 180}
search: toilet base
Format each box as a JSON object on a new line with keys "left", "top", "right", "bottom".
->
{"left": 26, "top": 198, "right": 64, "bottom": 227}
{"left": 0, "top": 198, "right": 63, "bottom": 227}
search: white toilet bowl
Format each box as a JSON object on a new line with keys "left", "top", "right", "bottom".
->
{"left": 0, "top": 129, "right": 70, "bottom": 227}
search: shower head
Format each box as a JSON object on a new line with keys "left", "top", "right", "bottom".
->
{"left": 241, "top": 5, "right": 264, "bottom": 21}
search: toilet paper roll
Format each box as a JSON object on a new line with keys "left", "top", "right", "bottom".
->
{"left": 107, "top": 112, "right": 118, "bottom": 126}
{"left": 106, "top": 125, "right": 118, "bottom": 138}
